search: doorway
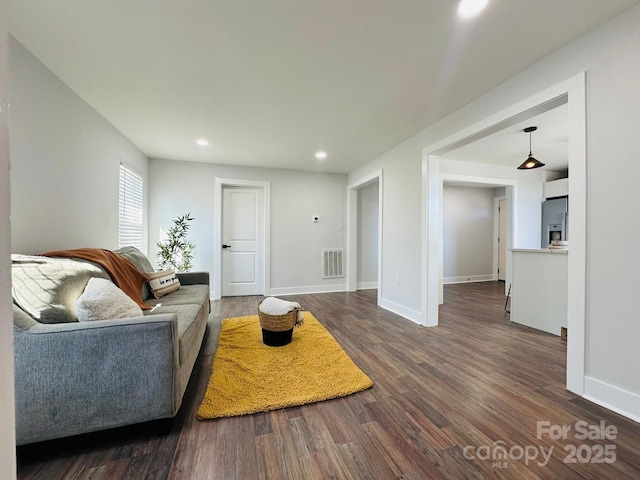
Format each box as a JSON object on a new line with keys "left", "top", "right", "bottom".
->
{"left": 213, "top": 178, "right": 271, "bottom": 300}
{"left": 422, "top": 73, "right": 587, "bottom": 395}
{"left": 346, "top": 170, "right": 383, "bottom": 303}
{"left": 439, "top": 178, "right": 514, "bottom": 305}
{"left": 356, "top": 180, "right": 379, "bottom": 291}
{"left": 494, "top": 196, "right": 507, "bottom": 281}
{"left": 442, "top": 183, "right": 501, "bottom": 286}
{"left": 221, "top": 186, "right": 265, "bottom": 296}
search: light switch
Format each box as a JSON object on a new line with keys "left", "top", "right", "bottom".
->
{"left": 312, "top": 215, "right": 320, "bottom": 223}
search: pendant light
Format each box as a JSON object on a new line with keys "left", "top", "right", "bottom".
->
{"left": 517, "top": 126, "right": 545, "bottom": 170}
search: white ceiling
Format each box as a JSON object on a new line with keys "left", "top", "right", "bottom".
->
{"left": 443, "top": 103, "right": 569, "bottom": 172}
{"left": 9, "top": 1, "right": 639, "bottom": 174}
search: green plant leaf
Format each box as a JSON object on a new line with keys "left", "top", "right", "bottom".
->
{"left": 156, "top": 213, "right": 196, "bottom": 272}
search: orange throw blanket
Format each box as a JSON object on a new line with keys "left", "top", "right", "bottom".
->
{"left": 42, "top": 248, "right": 152, "bottom": 310}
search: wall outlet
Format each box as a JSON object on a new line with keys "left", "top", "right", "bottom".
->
{"left": 312, "top": 215, "right": 319, "bottom": 223}
{"left": 395, "top": 275, "right": 401, "bottom": 284}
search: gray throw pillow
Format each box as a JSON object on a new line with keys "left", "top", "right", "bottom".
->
{"left": 113, "top": 246, "right": 155, "bottom": 300}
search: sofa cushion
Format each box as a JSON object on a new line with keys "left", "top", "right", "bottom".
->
{"left": 144, "top": 284, "right": 209, "bottom": 309}
{"left": 75, "top": 278, "right": 143, "bottom": 322}
{"left": 146, "top": 303, "right": 207, "bottom": 364}
{"left": 11, "top": 254, "right": 111, "bottom": 323}
{"left": 113, "top": 246, "right": 155, "bottom": 300}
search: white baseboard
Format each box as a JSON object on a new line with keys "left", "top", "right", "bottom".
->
{"left": 215, "top": 286, "right": 426, "bottom": 332}
{"left": 443, "top": 274, "right": 494, "bottom": 285}
{"left": 379, "top": 297, "right": 422, "bottom": 325}
{"left": 357, "top": 281, "right": 378, "bottom": 290}
{"left": 584, "top": 376, "right": 640, "bottom": 424}
{"left": 212, "top": 284, "right": 346, "bottom": 299}
{"left": 269, "top": 284, "right": 347, "bottom": 296}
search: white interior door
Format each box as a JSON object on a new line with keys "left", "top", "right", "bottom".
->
{"left": 222, "top": 187, "right": 264, "bottom": 296}
{"left": 498, "top": 198, "right": 507, "bottom": 281}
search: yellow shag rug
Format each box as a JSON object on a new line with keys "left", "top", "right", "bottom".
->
{"left": 196, "top": 311, "right": 373, "bottom": 419}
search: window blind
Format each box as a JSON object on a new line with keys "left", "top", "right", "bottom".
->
{"left": 118, "top": 164, "right": 143, "bottom": 249}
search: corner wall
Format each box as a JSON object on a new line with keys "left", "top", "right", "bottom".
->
{"left": 8, "top": 39, "right": 149, "bottom": 254}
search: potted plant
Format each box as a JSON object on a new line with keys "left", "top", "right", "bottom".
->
{"left": 156, "top": 213, "right": 196, "bottom": 272}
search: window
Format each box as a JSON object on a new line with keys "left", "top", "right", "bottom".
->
{"left": 118, "top": 163, "right": 144, "bottom": 249}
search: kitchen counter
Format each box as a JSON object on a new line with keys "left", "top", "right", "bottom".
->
{"left": 510, "top": 249, "right": 568, "bottom": 335}
{"left": 511, "top": 248, "right": 568, "bottom": 254}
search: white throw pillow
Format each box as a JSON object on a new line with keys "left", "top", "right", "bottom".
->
{"left": 75, "top": 277, "right": 143, "bottom": 322}
{"left": 146, "top": 269, "right": 181, "bottom": 298}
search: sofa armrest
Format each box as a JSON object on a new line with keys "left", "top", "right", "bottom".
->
{"left": 14, "top": 312, "right": 180, "bottom": 445}
{"left": 177, "top": 271, "right": 209, "bottom": 286}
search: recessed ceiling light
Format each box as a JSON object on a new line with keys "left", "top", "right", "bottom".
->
{"left": 315, "top": 151, "right": 327, "bottom": 160}
{"left": 196, "top": 139, "right": 209, "bottom": 146}
{"left": 457, "top": 0, "right": 489, "bottom": 19}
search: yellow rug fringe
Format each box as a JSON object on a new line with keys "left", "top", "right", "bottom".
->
{"left": 196, "top": 311, "right": 373, "bottom": 419}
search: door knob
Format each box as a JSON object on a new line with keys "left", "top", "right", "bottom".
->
{"left": 222, "top": 244, "right": 231, "bottom": 249}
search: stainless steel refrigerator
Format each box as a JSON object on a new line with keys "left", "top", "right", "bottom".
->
{"left": 541, "top": 196, "right": 568, "bottom": 247}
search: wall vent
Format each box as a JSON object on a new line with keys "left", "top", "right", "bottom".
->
{"left": 322, "top": 248, "right": 344, "bottom": 279}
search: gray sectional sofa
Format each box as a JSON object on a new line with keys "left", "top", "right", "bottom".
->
{"left": 12, "top": 246, "right": 210, "bottom": 445}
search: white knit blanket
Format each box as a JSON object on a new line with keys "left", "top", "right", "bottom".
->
{"left": 259, "top": 296, "right": 304, "bottom": 326}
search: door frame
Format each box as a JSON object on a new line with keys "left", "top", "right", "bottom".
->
{"left": 493, "top": 195, "right": 507, "bottom": 281}
{"left": 346, "top": 169, "right": 383, "bottom": 302}
{"left": 422, "top": 72, "right": 587, "bottom": 395}
{"left": 213, "top": 178, "right": 270, "bottom": 300}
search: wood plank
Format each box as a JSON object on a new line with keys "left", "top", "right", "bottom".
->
{"left": 15, "top": 284, "right": 640, "bottom": 479}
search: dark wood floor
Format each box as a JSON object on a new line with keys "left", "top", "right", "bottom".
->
{"left": 16, "top": 282, "right": 640, "bottom": 479}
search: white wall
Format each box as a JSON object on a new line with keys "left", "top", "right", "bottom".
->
{"left": 349, "top": 152, "right": 422, "bottom": 318}
{"left": 443, "top": 185, "right": 494, "bottom": 283}
{"left": 349, "top": 4, "right": 640, "bottom": 418}
{"left": 149, "top": 158, "right": 347, "bottom": 295}
{"left": 357, "top": 181, "right": 378, "bottom": 288}
{"left": 0, "top": 0, "right": 16, "bottom": 476}
{"left": 440, "top": 159, "right": 544, "bottom": 250}
{"left": 8, "top": 39, "right": 149, "bottom": 254}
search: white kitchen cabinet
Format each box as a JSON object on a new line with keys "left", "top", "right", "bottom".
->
{"left": 510, "top": 249, "right": 568, "bottom": 336}
{"left": 544, "top": 178, "right": 569, "bottom": 199}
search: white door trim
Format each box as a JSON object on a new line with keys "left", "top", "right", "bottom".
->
{"left": 493, "top": 195, "right": 506, "bottom": 282}
{"left": 214, "top": 178, "right": 270, "bottom": 300}
{"left": 421, "top": 72, "right": 587, "bottom": 395}
{"left": 346, "top": 170, "right": 383, "bottom": 303}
